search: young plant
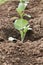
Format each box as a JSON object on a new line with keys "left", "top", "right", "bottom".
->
{"left": 14, "top": 0, "right": 32, "bottom": 42}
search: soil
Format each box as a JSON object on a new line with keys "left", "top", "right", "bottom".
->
{"left": 0, "top": 0, "right": 43, "bottom": 65}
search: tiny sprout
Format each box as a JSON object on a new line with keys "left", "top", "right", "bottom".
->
{"left": 14, "top": 0, "right": 32, "bottom": 42}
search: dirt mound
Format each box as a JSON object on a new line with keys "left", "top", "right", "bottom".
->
{"left": 0, "top": 38, "right": 43, "bottom": 65}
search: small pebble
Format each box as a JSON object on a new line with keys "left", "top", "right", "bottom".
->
{"left": 8, "top": 37, "right": 17, "bottom": 42}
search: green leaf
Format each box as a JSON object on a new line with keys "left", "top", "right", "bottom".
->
{"left": 16, "top": 3, "right": 26, "bottom": 14}
{"left": 14, "top": 19, "right": 28, "bottom": 30}
{"left": 0, "top": 0, "right": 7, "bottom": 4}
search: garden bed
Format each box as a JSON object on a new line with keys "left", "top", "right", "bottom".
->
{"left": 0, "top": 0, "right": 43, "bottom": 65}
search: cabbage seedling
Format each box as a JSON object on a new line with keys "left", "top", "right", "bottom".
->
{"left": 14, "top": 0, "right": 32, "bottom": 42}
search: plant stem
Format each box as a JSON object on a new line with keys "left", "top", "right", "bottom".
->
{"left": 20, "top": 30, "right": 26, "bottom": 42}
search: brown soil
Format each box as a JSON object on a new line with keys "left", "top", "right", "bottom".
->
{"left": 0, "top": 0, "right": 43, "bottom": 65}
